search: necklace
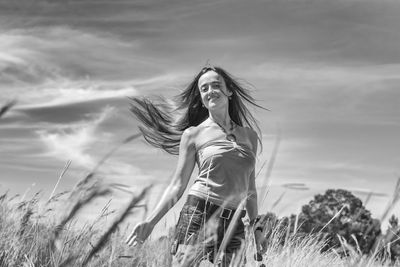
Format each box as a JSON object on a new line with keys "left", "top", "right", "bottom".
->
{"left": 211, "top": 118, "right": 237, "bottom": 142}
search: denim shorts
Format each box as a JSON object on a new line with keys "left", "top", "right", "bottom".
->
{"left": 171, "top": 195, "right": 246, "bottom": 264}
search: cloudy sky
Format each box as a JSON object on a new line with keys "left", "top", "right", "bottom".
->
{"left": 1, "top": 0, "right": 400, "bottom": 231}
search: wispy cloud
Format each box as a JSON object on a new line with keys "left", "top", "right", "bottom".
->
{"left": 0, "top": 26, "right": 158, "bottom": 84}
{"left": 36, "top": 106, "right": 114, "bottom": 167}
{"left": 16, "top": 82, "right": 137, "bottom": 109}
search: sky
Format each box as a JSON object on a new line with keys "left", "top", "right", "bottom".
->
{"left": 1, "top": 0, "right": 400, "bottom": 233}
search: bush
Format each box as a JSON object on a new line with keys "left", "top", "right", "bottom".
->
{"left": 297, "top": 189, "right": 381, "bottom": 254}
{"left": 258, "top": 189, "right": 382, "bottom": 255}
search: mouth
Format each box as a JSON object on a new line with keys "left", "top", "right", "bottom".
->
{"left": 207, "top": 94, "right": 219, "bottom": 101}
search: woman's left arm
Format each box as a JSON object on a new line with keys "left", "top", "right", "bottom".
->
{"left": 246, "top": 129, "right": 263, "bottom": 255}
{"left": 246, "top": 128, "right": 259, "bottom": 221}
{"left": 246, "top": 170, "right": 258, "bottom": 221}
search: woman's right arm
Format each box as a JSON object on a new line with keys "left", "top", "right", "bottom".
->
{"left": 126, "top": 127, "right": 196, "bottom": 246}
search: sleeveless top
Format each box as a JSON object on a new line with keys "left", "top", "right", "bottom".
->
{"left": 188, "top": 139, "right": 256, "bottom": 209}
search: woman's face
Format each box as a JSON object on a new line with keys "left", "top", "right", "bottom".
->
{"left": 198, "top": 70, "right": 232, "bottom": 111}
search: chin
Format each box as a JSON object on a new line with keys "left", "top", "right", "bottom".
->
{"left": 207, "top": 103, "right": 226, "bottom": 111}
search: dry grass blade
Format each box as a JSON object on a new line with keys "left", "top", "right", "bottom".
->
{"left": 0, "top": 190, "right": 9, "bottom": 203}
{"left": 47, "top": 191, "right": 70, "bottom": 204}
{"left": 109, "top": 183, "right": 135, "bottom": 194}
{"left": 81, "top": 185, "right": 151, "bottom": 266}
{"left": 285, "top": 216, "right": 291, "bottom": 246}
{"left": 319, "top": 205, "right": 346, "bottom": 233}
{"left": 9, "top": 194, "right": 20, "bottom": 202}
{"left": 350, "top": 190, "right": 374, "bottom": 223}
{"left": 19, "top": 208, "right": 33, "bottom": 236}
{"left": 122, "top": 133, "right": 142, "bottom": 144}
{"left": 363, "top": 190, "right": 374, "bottom": 206}
{"left": 255, "top": 160, "right": 267, "bottom": 179}
{"left": 271, "top": 191, "right": 286, "bottom": 210}
{"left": 293, "top": 213, "right": 299, "bottom": 236}
{"left": 260, "top": 129, "right": 281, "bottom": 206}
{"left": 336, "top": 235, "right": 349, "bottom": 257}
{"left": 215, "top": 198, "right": 247, "bottom": 264}
{"left": 380, "top": 177, "right": 400, "bottom": 222}
{"left": 0, "top": 252, "right": 5, "bottom": 266}
{"left": 350, "top": 234, "right": 362, "bottom": 255}
{"left": 0, "top": 99, "right": 17, "bottom": 118}
{"left": 48, "top": 160, "right": 71, "bottom": 202}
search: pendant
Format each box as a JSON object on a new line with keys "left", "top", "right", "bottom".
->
{"left": 226, "top": 134, "right": 236, "bottom": 142}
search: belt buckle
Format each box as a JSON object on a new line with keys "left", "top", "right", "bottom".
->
{"left": 220, "top": 208, "right": 232, "bottom": 219}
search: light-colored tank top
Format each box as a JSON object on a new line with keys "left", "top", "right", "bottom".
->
{"left": 188, "top": 139, "right": 256, "bottom": 209}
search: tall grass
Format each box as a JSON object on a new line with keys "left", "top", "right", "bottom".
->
{"left": 1, "top": 186, "right": 397, "bottom": 267}
{"left": 0, "top": 179, "right": 157, "bottom": 267}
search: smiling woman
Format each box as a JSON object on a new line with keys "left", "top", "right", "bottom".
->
{"left": 129, "top": 66, "right": 263, "bottom": 154}
{"left": 126, "top": 66, "right": 266, "bottom": 266}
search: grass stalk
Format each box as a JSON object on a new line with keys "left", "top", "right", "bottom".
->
{"left": 260, "top": 130, "right": 281, "bottom": 206}
{"left": 319, "top": 205, "right": 346, "bottom": 233}
{"left": 380, "top": 177, "right": 400, "bottom": 223}
{"left": 215, "top": 198, "right": 247, "bottom": 265}
{"left": 48, "top": 160, "right": 72, "bottom": 202}
{"left": 0, "top": 99, "right": 17, "bottom": 118}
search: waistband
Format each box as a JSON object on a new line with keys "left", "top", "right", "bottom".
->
{"left": 186, "top": 194, "right": 246, "bottom": 220}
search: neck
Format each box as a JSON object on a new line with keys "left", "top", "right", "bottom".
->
{"left": 208, "top": 109, "right": 231, "bottom": 127}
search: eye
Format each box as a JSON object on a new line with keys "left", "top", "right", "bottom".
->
{"left": 200, "top": 86, "right": 208, "bottom": 93}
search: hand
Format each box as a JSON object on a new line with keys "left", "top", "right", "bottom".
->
{"left": 126, "top": 221, "right": 154, "bottom": 247}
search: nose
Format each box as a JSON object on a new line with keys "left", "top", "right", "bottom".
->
{"left": 208, "top": 89, "right": 218, "bottom": 98}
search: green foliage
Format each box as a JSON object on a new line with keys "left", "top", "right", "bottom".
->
{"left": 298, "top": 189, "right": 381, "bottom": 254}
{"left": 258, "top": 189, "right": 384, "bottom": 256}
{"left": 377, "top": 215, "right": 400, "bottom": 262}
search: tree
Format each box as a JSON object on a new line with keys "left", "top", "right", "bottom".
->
{"left": 257, "top": 189, "right": 381, "bottom": 255}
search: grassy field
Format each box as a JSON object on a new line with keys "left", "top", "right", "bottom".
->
{"left": 0, "top": 180, "right": 397, "bottom": 267}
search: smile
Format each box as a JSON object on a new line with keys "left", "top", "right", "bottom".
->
{"left": 207, "top": 94, "right": 219, "bottom": 101}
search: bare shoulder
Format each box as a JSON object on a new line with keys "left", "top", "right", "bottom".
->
{"left": 181, "top": 126, "right": 196, "bottom": 142}
{"left": 180, "top": 126, "right": 200, "bottom": 149}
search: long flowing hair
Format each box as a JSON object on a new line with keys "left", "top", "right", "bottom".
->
{"left": 130, "top": 66, "right": 265, "bottom": 155}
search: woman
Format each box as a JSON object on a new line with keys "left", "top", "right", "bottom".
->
{"left": 126, "top": 66, "right": 264, "bottom": 266}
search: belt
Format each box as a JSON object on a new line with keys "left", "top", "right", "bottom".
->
{"left": 186, "top": 195, "right": 246, "bottom": 220}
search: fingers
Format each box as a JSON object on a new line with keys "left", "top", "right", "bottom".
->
{"left": 126, "top": 229, "right": 145, "bottom": 247}
{"left": 126, "top": 231, "right": 140, "bottom": 246}
{"left": 132, "top": 239, "right": 144, "bottom": 247}
{"left": 126, "top": 235, "right": 145, "bottom": 247}
{"left": 126, "top": 235, "right": 135, "bottom": 246}
{"left": 125, "top": 231, "right": 136, "bottom": 245}
{"left": 126, "top": 222, "right": 151, "bottom": 247}
{"left": 126, "top": 223, "right": 141, "bottom": 245}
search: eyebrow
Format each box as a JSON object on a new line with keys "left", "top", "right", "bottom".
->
{"left": 199, "top": 81, "right": 221, "bottom": 88}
